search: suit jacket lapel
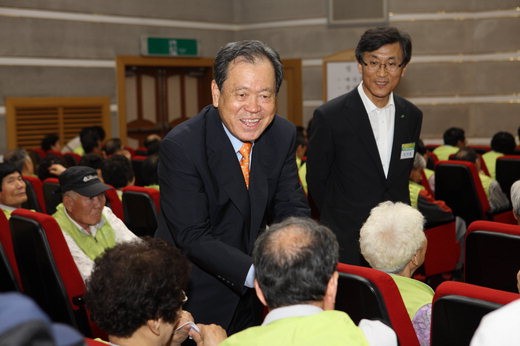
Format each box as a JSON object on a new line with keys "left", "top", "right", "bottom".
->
{"left": 205, "top": 109, "right": 251, "bottom": 219}
{"left": 388, "top": 96, "right": 406, "bottom": 181}
{"left": 248, "top": 135, "right": 269, "bottom": 244}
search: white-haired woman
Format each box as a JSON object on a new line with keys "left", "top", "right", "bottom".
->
{"left": 360, "top": 201, "right": 432, "bottom": 346}
{"left": 511, "top": 180, "right": 520, "bottom": 225}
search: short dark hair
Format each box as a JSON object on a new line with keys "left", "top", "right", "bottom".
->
{"left": 0, "top": 162, "right": 20, "bottom": 191}
{"left": 355, "top": 26, "right": 412, "bottom": 67}
{"left": 79, "top": 126, "right": 105, "bottom": 154}
{"left": 102, "top": 138, "right": 123, "bottom": 157}
{"left": 101, "top": 155, "right": 134, "bottom": 189}
{"left": 3, "top": 149, "right": 29, "bottom": 173}
{"left": 213, "top": 40, "right": 283, "bottom": 94}
{"left": 490, "top": 131, "right": 516, "bottom": 154}
{"left": 41, "top": 134, "right": 59, "bottom": 152}
{"left": 141, "top": 154, "right": 159, "bottom": 186}
{"left": 454, "top": 147, "right": 478, "bottom": 163}
{"left": 443, "top": 127, "right": 465, "bottom": 146}
{"left": 37, "top": 154, "right": 68, "bottom": 181}
{"left": 143, "top": 135, "right": 161, "bottom": 156}
{"left": 86, "top": 238, "right": 189, "bottom": 338}
{"left": 79, "top": 153, "right": 105, "bottom": 170}
{"left": 253, "top": 217, "right": 339, "bottom": 309}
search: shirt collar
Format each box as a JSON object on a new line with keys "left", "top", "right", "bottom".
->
{"left": 222, "top": 123, "right": 254, "bottom": 154}
{"left": 262, "top": 304, "right": 323, "bottom": 326}
{"left": 357, "top": 82, "right": 395, "bottom": 113}
{"left": 0, "top": 203, "right": 16, "bottom": 212}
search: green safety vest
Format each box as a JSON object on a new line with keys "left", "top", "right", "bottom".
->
{"left": 53, "top": 203, "right": 116, "bottom": 260}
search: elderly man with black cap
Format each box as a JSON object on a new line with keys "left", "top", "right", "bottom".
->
{"left": 53, "top": 166, "right": 138, "bottom": 280}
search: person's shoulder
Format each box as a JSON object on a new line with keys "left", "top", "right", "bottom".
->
{"left": 394, "top": 94, "right": 422, "bottom": 116}
{"left": 471, "top": 299, "right": 520, "bottom": 346}
{"left": 219, "top": 324, "right": 263, "bottom": 346}
{"left": 317, "top": 89, "right": 359, "bottom": 113}
{"left": 271, "top": 115, "right": 297, "bottom": 132}
{"left": 164, "top": 105, "right": 214, "bottom": 140}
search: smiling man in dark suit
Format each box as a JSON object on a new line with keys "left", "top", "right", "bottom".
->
{"left": 155, "top": 40, "right": 310, "bottom": 335}
{"left": 307, "top": 27, "right": 422, "bottom": 265}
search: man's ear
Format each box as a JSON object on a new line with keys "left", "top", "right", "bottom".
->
{"left": 323, "top": 271, "right": 338, "bottom": 310}
{"left": 211, "top": 80, "right": 220, "bottom": 108}
{"left": 400, "top": 64, "right": 407, "bottom": 77}
{"left": 254, "top": 279, "right": 268, "bottom": 307}
{"left": 62, "top": 195, "right": 72, "bottom": 212}
{"left": 146, "top": 319, "right": 161, "bottom": 336}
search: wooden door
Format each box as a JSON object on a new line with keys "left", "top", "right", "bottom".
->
{"left": 117, "top": 56, "right": 302, "bottom": 147}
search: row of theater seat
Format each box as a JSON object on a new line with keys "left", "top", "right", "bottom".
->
{"left": 337, "top": 263, "right": 519, "bottom": 346}
{"left": 381, "top": 155, "right": 520, "bottom": 288}
{"left": 434, "top": 159, "right": 518, "bottom": 226}
{"left": 337, "top": 219, "right": 520, "bottom": 345}
{"left": 0, "top": 195, "right": 159, "bottom": 339}
{"left": 1, "top": 206, "right": 519, "bottom": 344}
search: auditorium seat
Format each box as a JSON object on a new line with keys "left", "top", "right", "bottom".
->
{"left": 0, "top": 210, "right": 22, "bottom": 289}
{"left": 121, "top": 186, "right": 160, "bottom": 237}
{"left": 336, "top": 263, "right": 419, "bottom": 346}
{"left": 104, "top": 187, "right": 124, "bottom": 221}
{"left": 22, "top": 175, "right": 46, "bottom": 213}
{"left": 42, "top": 177, "right": 62, "bottom": 215}
{"left": 8, "top": 209, "right": 105, "bottom": 338}
{"left": 435, "top": 160, "right": 514, "bottom": 226}
{"left": 495, "top": 155, "right": 520, "bottom": 200}
{"left": 431, "top": 281, "right": 518, "bottom": 346}
{"left": 465, "top": 220, "right": 520, "bottom": 293}
{"left": 420, "top": 220, "right": 460, "bottom": 281}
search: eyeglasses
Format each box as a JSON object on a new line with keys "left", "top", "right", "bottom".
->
{"left": 361, "top": 59, "right": 404, "bottom": 73}
{"left": 181, "top": 290, "right": 188, "bottom": 304}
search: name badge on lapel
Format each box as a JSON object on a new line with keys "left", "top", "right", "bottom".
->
{"left": 400, "top": 142, "right": 415, "bottom": 160}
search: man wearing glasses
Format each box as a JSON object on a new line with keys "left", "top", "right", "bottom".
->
{"left": 307, "top": 27, "right": 422, "bottom": 265}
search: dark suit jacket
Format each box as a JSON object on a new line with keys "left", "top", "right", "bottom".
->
{"left": 307, "top": 89, "right": 422, "bottom": 264}
{"left": 155, "top": 105, "right": 309, "bottom": 329}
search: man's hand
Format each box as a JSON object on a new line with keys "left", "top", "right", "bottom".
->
{"left": 189, "top": 323, "right": 227, "bottom": 346}
{"left": 171, "top": 310, "right": 195, "bottom": 345}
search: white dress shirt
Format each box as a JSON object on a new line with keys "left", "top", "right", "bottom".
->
{"left": 358, "top": 82, "right": 395, "bottom": 178}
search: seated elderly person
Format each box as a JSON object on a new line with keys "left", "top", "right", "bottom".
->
{"left": 4, "top": 148, "right": 35, "bottom": 177}
{"left": 360, "top": 201, "right": 433, "bottom": 346}
{"left": 52, "top": 166, "right": 138, "bottom": 280}
{"left": 86, "top": 238, "right": 227, "bottom": 346}
{"left": 221, "top": 217, "right": 397, "bottom": 346}
{"left": 0, "top": 162, "right": 28, "bottom": 218}
{"left": 511, "top": 180, "right": 520, "bottom": 225}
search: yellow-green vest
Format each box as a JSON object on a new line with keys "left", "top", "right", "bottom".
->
{"left": 479, "top": 172, "right": 492, "bottom": 202}
{"left": 482, "top": 151, "right": 503, "bottom": 179}
{"left": 391, "top": 274, "right": 434, "bottom": 319}
{"left": 433, "top": 145, "right": 459, "bottom": 161}
{"left": 220, "top": 310, "right": 369, "bottom": 346}
{"left": 409, "top": 181, "right": 425, "bottom": 209}
{"left": 53, "top": 203, "right": 116, "bottom": 260}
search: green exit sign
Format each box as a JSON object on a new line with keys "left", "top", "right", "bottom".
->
{"left": 141, "top": 36, "right": 198, "bottom": 57}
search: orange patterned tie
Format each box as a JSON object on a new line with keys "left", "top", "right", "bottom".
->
{"left": 239, "top": 142, "right": 252, "bottom": 188}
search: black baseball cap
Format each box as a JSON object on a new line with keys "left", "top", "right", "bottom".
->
{"left": 59, "top": 166, "right": 110, "bottom": 197}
